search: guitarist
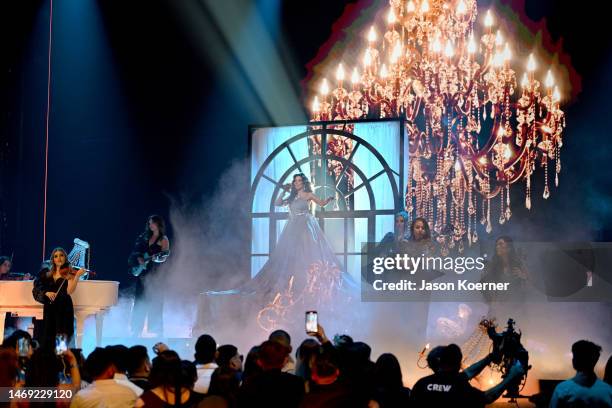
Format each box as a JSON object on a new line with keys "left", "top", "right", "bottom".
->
{"left": 128, "top": 215, "right": 170, "bottom": 337}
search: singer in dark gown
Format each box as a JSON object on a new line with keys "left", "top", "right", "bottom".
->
{"left": 33, "top": 247, "right": 85, "bottom": 348}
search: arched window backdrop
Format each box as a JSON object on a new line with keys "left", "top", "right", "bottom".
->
{"left": 249, "top": 120, "right": 406, "bottom": 279}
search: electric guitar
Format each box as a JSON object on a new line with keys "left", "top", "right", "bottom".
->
{"left": 130, "top": 251, "right": 170, "bottom": 277}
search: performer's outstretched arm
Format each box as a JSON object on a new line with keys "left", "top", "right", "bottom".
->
{"left": 307, "top": 192, "right": 333, "bottom": 207}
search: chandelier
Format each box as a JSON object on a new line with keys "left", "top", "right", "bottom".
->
{"left": 309, "top": 0, "right": 566, "bottom": 250}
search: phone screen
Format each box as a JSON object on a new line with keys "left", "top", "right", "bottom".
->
{"left": 17, "top": 338, "right": 30, "bottom": 357}
{"left": 55, "top": 335, "right": 67, "bottom": 355}
{"left": 305, "top": 311, "right": 318, "bottom": 334}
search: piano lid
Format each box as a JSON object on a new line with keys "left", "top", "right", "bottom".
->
{"left": 0, "top": 280, "right": 119, "bottom": 308}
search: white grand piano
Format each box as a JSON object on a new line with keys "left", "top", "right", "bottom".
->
{"left": 0, "top": 280, "right": 119, "bottom": 347}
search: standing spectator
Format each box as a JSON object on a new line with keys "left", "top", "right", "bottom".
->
{"left": 206, "top": 366, "right": 240, "bottom": 408}
{"left": 193, "top": 334, "right": 217, "bottom": 394}
{"left": 25, "top": 347, "right": 81, "bottom": 399}
{"left": 241, "top": 346, "right": 261, "bottom": 384}
{"left": 106, "top": 345, "right": 143, "bottom": 396}
{"left": 550, "top": 340, "right": 612, "bottom": 408}
{"left": 295, "top": 339, "right": 319, "bottom": 382}
{"left": 71, "top": 347, "right": 139, "bottom": 408}
{"left": 0, "top": 346, "right": 18, "bottom": 387}
{"left": 136, "top": 350, "right": 202, "bottom": 407}
{"left": 299, "top": 349, "right": 362, "bottom": 408}
{"left": 369, "top": 353, "right": 411, "bottom": 408}
{"left": 215, "top": 345, "right": 242, "bottom": 373}
{"left": 237, "top": 340, "right": 304, "bottom": 408}
{"left": 604, "top": 355, "right": 612, "bottom": 386}
{"left": 269, "top": 330, "right": 295, "bottom": 373}
{"left": 128, "top": 345, "right": 152, "bottom": 391}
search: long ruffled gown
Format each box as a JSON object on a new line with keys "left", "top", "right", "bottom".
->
{"left": 249, "top": 196, "right": 357, "bottom": 308}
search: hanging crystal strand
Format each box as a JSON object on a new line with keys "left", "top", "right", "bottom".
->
{"left": 473, "top": 195, "right": 479, "bottom": 243}
{"left": 428, "top": 182, "right": 434, "bottom": 230}
{"left": 475, "top": 91, "right": 481, "bottom": 136}
{"left": 486, "top": 196, "right": 492, "bottom": 233}
{"left": 480, "top": 174, "right": 487, "bottom": 225}
{"left": 435, "top": 154, "right": 443, "bottom": 234}
{"left": 555, "top": 144, "right": 561, "bottom": 187}
{"left": 417, "top": 176, "right": 423, "bottom": 217}
{"left": 459, "top": 178, "right": 466, "bottom": 253}
{"left": 423, "top": 182, "right": 429, "bottom": 225}
{"left": 467, "top": 216, "right": 472, "bottom": 246}
{"left": 406, "top": 160, "right": 414, "bottom": 219}
{"left": 505, "top": 179, "right": 512, "bottom": 220}
{"left": 499, "top": 186, "right": 506, "bottom": 224}
{"left": 450, "top": 181, "right": 455, "bottom": 232}
{"left": 543, "top": 158, "right": 550, "bottom": 199}
{"left": 485, "top": 175, "right": 492, "bottom": 233}
{"left": 526, "top": 158, "right": 532, "bottom": 210}
{"left": 467, "top": 164, "right": 474, "bottom": 246}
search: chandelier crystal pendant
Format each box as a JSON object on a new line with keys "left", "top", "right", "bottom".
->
{"left": 309, "top": 0, "right": 565, "bottom": 251}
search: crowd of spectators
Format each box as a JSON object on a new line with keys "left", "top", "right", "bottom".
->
{"left": 1, "top": 323, "right": 611, "bottom": 407}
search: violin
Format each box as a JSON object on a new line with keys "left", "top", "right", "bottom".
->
{"left": 43, "top": 263, "right": 96, "bottom": 279}
{"left": 59, "top": 265, "right": 96, "bottom": 278}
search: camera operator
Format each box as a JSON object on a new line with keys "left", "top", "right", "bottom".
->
{"left": 410, "top": 344, "right": 525, "bottom": 407}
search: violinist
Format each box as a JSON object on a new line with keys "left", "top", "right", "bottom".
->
{"left": 0, "top": 256, "right": 31, "bottom": 280}
{"left": 32, "top": 247, "right": 85, "bottom": 348}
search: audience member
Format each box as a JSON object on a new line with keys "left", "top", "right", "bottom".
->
{"left": 369, "top": 353, "right": 411, "bottom": 408}
{"left": 295, "top": 339, "right": 319, "bottom": 382}
{"left": 605, "top": 354, "right": 612, "bottom": 386}
{"left": 237, "top": 340, "right": 304, "bottom": 408}
{"left": 206, "top": 366, "right": 240, "bottom": 408}
{"left": 269, "top": 329, "right": 295, "bottom": 373}
{"left": 71, "top": 347, "right": 138, "bottom": 408}
{"left": 215, "top": 345, "right": 242, "bottom": 372}
{"left": 299, "top": 348, "right": 362, "bottom": 408}
{"left": 107, "top": 344, "right": 144, "bottom": 396}
{"left": 26, "top": 347, "right": 81, "bottom": 390}
{"left": 136, "top": 350, "right": 203, "bottom": 407}
{"left": 193, "top": 334, "right": 217, "bottom": 394}
{"left": 0, "top": 346, "right": 18, "bottom": 387}
{"left": 241, "top": 346, "right": 261, "bottom": 384}
{"left": 550, "top": 340, "right": 612, "bottom": 408}
{"left": 128, "top": 345, "right": 152, "bottom": 391}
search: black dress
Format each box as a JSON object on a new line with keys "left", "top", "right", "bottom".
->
{"left": 32, "top": 266, "right": 75, "bottom": 348}
{"left": 129, "top": 234, "right": 165, "bottom": 335}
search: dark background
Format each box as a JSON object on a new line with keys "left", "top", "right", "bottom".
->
{"left": 1, "top": 0, "right": 611, "bottom": 286}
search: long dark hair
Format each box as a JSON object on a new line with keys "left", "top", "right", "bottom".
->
{"left": 145, "top": 215, "right": 166, "bottom": 239}
{"left": 373, "top": 353, "right": 404, "bottom": 390}
{"left": 488, "top": 236, "right": 522, "bottom": 275}
{"left": 49, "top": 247, "right": 71, "bottom": 273}
{"left": 149, "top": 350, "right": 193, "bottom": 388}
{"left": 287, "top": 173, "right": 313, "bottom": 203}
{"left": 409, "top": 217, "right": 431, "bottom": 241}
